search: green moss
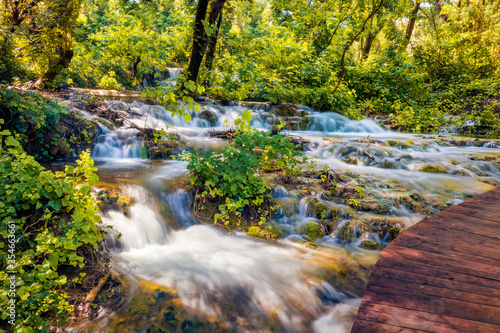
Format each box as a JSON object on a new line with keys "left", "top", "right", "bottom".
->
{"left": 360, "top": 240, "right": 380, "bottom": 250}
{"left": 419, "top": 164, "right": 448, "bottom": 174}
{"left": 337, "top": 222, "right": 353, "bottom": 242}
{"left": 247, "top": 225, "right": 284, "bottom": 240}
{"left": 299, "top": 222, "right": 324, "bottom": 241}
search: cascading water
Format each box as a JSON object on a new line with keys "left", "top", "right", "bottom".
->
{"left": 92, "top": 128, "right": 143, "bottom": 159}
{"left": 71, "top": 96, "right": 500, "bottom": 332}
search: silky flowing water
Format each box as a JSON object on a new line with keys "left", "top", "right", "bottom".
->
{"left": 70, "top": 98, "right": 500, "bottom": 332}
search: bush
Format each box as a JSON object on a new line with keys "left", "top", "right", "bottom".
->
{"left": 0, "top": 125, "right": 104, "bottom": 332}
{"left": 0, "top": 88, "right": 97, "bottom": 161}
{"left": 182, "top": 112, "right": 307, "bottom": 226}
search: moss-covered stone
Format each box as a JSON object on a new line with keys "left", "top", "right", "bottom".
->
{"left": 247, "top": 225, "right": 284, "bottom": 240}
{"left": 299, "top": 222, "right": 325, "bottom": 241}
{"left": 306, "top": 198, "right": 329, "bottom": 221}
{"left": 356, "top": 217, "right": 405, "bottom": 241}
{"left": 419, "top": 164, "right": 448, "bottom": 174}
{"left": 360, "top": 240, "right": 380, "bottom": 250}
{"left": 199, "top": 109, "right": 218, "bottom": 126}
{"left": 337, "top": 221, "right": 353, "bottom": 242}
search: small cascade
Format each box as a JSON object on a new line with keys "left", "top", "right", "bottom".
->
{"left": 164, "top": 189, "right": 198, "bottom": 227}
{"left": 306, "top": 112, "right": 386, "bottom": 133}
{"left": 92, "top": 129, "right": 142, "bottom": 159}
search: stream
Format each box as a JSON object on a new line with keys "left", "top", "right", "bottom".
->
{"left": 68, "top": 98, "right": 500, "bottom": 332}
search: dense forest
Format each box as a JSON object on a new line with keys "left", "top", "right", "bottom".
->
{"left": 1, "top": 0, "right": 500, "bottom": 332}
{"left": 1, "top": 0, "right": 499, "bottom": 134}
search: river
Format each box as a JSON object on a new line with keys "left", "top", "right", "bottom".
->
{"left": 69, "top": 98, "right": 500, "bottom": 332}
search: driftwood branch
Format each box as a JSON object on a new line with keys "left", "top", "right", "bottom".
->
{"left": 81, "top": 272, "right": 110, "bottom": 316}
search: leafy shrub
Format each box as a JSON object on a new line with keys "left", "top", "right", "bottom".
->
{"left": 390, "top": 103, "right": 447, "bottom": 133}
{"left": 0, "top": 125, "right": 104, "bottom": 332}
{"left": 0, "top": 88, "right": 97, "bottom": 161}
{"left": 0, "top": 88, "right": 67, "bottom": 136}
{"left": 182, "top": 112, "right": 307, "bottom": 226}
{"left": 98, "top": 72, "right": 124, "bottom": 91}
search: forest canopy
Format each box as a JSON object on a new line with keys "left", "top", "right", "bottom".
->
{"left": 0, "top": 0, "right": 499, "bottom": 133}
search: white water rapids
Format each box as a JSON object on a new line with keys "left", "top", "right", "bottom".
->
{"left": 72, "top": 98, "right": 500, "bottom": 332}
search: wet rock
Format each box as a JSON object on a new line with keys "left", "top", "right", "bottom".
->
{"left": 386, "top": 140, "right": 411, "bottom": 149}
{"left": 269, "top": 103, "right": 308, "bottom": 117}
{"left": 337, "top": 222, "right": 353, "bottom": 242}
{"left": 306, "top": 198, "right": 342, "bottom": 222}
{"left": 345, "top": 157, "right": 358, "bottom": 165}
{"left": 199, "top": 109, "right": 218, "bottom": 126}
{"left": 247, "top": 225, "right": 284, "bottom": 240}
{"left": 419, "top": 164, "right": 448, "bottom": 174}
{"left": 356, "top": 217, "right": 405, "bottom": 241}
{"left": 360, "top": 240, "right": 380, "bottom": 250}
{"left": 325, "top": 220, "right": 338, "bottom": 235}
{"left": 357, "top": 200, "right": 391, "bottom": 214}
{"left": 299, "top": 222, "right": 325, "bottom": 241}
{"left": 97, "top": 189, "right": 135, "bottom": 216}
{"left": 147, "top": 139, "right": 184, "bottom": 159}
{"left": 272, "top": 185, "right": 289, "bottom": 198}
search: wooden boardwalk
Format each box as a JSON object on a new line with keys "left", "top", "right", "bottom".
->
{"left": 352, "top": 186, "right": 500, "bottom": 333}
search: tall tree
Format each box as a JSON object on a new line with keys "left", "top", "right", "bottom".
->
{"left": 186, "top": 0, "right": 211, "bottom": 83}
{"left": 403, "top": 1, "right": 421, "bottom": 47}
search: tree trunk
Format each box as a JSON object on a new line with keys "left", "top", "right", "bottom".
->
{"left": 434, "top": 0, "right": 448, "bottom": 21}
{"left": 361, "top": 28, "right": 381, "bottom": 59}
{"left": 403, "top": 1, "right": 421, "bottom": 47}
{"left": 331, "top": 0, "right": 385, "bottom": 96}
{"left": 204, "top": 0, "right": 226, "bottom": 72}
{"left": 43, "top": 48, "right": 73, "bottom": 83}
{"left": 186, "top": 0, "right": 211, "bottom": 83}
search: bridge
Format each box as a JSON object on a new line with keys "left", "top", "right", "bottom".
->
{"left": 352, "top": 186, "right": 500, "bottom": 332}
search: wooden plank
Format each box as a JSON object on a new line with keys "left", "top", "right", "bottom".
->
{"left": 417, "top": 220, "right": 500, "bottom": 246}
{"left": 370, "top": 266, "right": 500, "bottom": 299}
{"left": 352, "top": 187, "right": 500, "bottom": 332}
{"left": 444, "top": 203, "right": 500, "bottom": 223}
{"left": 418, "top": 214, "right": 500, "bottom": 241}
{"left": 363, "top": 286, "right": 500, "bottom": 325}
{"left": 357, "top": 302, "right": 500, "bottom": 333}
{"left": 351, "top": 319, "right": 429, "bottom": 333}
{"left": 381, "top": 244, "right": 500, "bottom": 281}
{"left": 375, "top": 252, "right": 500, "bottom": 292}
{"left": 391, "top": 226, "right": 500, "bottom": 265}
{"left": 367, "top": 271, "right": 500, "bottom": 307}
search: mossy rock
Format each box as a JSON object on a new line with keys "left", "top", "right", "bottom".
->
{"left": 306, "top": 198, "right": 330, "bottom": 221}
{"left": 358, "top": 200, "right": 391, "bottom": 214}
{"left": 280, "top": 202, "right": 298, "bottom": 216}
{"left": 97, "top": 189, "right": 135, "bottom": 216}
{"left": 247, "top": 225, "right": 284, "bottom": 240}
{"left": 299, "top": 222, "right": 324, "bottom": 241}
{"left": 199, "top": 109, "right": 218, "bottom": 126}
{"left": 360, "top": 240, "right": 380, "bottom": 250}
{"left": 356, "top": 217, "right": 405, "bottom": 240}
{"left": 419, "top": 164, "right": 448, "bottom": 174}
{"left": 269, "top": 103, "right": 308, "bottom": 117}
{"left": 337, "top": 221, "right": 353, "bottom": 242}
{"left": 299, "top": 117, "right": 310, "bottom": 130}
{"left": 388, "top": 226, "right": 403, "bottom": 241}
{"left": 325, "top": 220, "right": 338, "bottom": 234}
{"left": 341, "top": 207, "right": 359, "bottom": 219}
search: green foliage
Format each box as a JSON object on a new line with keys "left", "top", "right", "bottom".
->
{"left": 0, "top": 89, "right": 67, "bottom": 135}
{"left": 299, "top": 222, "right": 324, "bottom": 241}
{"left": 246, "top": 225, "right": 283, "bottom": 240}
{"left": 183, "top": 113, "right": 307, "bottom": 226}
{"left": 0, "top": 127, "right": 104, "bottom": 332}
{"left": 0, "top": 88, "right": 94, "bottom": 160}
{"left": 142, "top": 74, "right": 204, "bottom": 122}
